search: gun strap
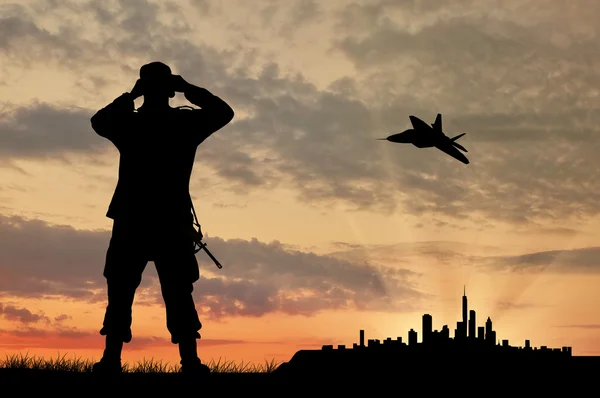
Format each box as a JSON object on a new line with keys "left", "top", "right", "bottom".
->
{"left": 191, "top": 200, "right": 200, "bottom": 228}
{"left": 190, "top": 198, "right": 201, "bottom": 254}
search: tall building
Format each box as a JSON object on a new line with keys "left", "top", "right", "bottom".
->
{"left": 422, "top": 314, "right": 432, "bottom": 343}
{"left": 485, "top": 317, "right": 494, "bottom": 345}
{"left": 478, "top": 326, "right": 485, "bottom": 340}
{"left": 469, "top": 309, "right": 476, "bottom": 339}
{"left": 441, "top": 325, "right": 450, "bottom": 340}
{"left": 360, "top": 329, "right": 365, "bottom": 347}
{"left": 409, "top": 328, "right": 417, "bottom": 346}
{"left": 456, "top": 321, "right": 466, "bottom": 339}
{"left": 462, "top": 286, "right": 468, "bottom": 327}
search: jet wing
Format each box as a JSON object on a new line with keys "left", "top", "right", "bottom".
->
{"left": 409, "top": 115, "right": 432, "bottom": 131}
{"left": 435, "top": 141, "right": 469, "bottom": 164}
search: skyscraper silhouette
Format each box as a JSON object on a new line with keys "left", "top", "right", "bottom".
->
{"left": 422, "top": 314, "right": 432, "bottom": 343}
{"left": 409, "top": 328, "right": 417, "bottom": 346}
{"left": 469, "top": 309, "right": 476, "bottom": 339}
{"left": 441, "top": 325, "right": 450, "bottom": 339}
{"left": 462, "top": 286, "right": 468, "bottom": 326}
{"left": 485, "top": 317, "right": 494, "bottom": 345}
{"left": 478, "top": 326, "right": 484, "bottom": 340}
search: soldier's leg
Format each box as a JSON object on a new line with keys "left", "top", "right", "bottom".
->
{"left": 99, "top": 225, "right": 148, "bottom": 361}
{"left": 154, "top": 247, "right": 201, "bottom": 363}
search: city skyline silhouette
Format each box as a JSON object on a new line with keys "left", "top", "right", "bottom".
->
{"left": 274, "top": 286, "right": 586, "bottom": 381}
{"left": 286, "top": 286, "right": 572, "bottom": 359}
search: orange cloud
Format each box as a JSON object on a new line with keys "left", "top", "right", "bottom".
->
{"left": 0, "top": 303, "right": 50, "bottom": 324}
{"left": 0, "top": 327, "right": 256, "bottom": 351}
{"left": 0, "top": 214, "right": 424, "bottom": 320}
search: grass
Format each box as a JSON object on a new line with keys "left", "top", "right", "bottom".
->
{"left": 0, "top": 352, "right": 281, "bottom": 374}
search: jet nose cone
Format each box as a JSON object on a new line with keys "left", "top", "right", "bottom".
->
{"left": 386, "top": 132, "right": 411, "bottom": 143}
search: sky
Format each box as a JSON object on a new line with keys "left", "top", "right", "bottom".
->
{"left": 1, "top": 0, "right": 600, "bottom": 368}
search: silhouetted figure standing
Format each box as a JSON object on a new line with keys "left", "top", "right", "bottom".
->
{"left": 90, "top": 62, "right": 234, "bottom": 377}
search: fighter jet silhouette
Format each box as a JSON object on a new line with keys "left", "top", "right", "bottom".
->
{"left": 377, "top": 113, "right": 469, "bottom": 164}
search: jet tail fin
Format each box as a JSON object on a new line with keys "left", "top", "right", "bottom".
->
{"left": 451, "top": 133, "right": 466, "bottom": 141}
{"left": 452, "top": 141, "right": 468, "bottom": 152}
{"left": 432, "top": 113, "right": 442, "bottom": 131}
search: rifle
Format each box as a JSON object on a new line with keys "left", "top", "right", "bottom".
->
{"left": 191, "top": 202, "right": 223, "bottom": 269}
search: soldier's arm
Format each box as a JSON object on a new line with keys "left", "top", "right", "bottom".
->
{"left": 90, "top": 93, "right": 135, "bottom": 145}
{"left": 182, "top": 84, "right": 235, "bottom": 145}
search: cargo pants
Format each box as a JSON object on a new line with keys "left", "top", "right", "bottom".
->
{"left": 99, "top": 218, "right": 202, "bottom": 344}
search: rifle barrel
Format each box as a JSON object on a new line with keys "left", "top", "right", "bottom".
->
{"left": 198, "top": 242, "right": 223, "bottom": 269}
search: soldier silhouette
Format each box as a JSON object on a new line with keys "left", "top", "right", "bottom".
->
{"left": 90, "top": 61, "right": 234, "bottom": 377}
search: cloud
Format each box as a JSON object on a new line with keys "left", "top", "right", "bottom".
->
{"left": 189, "top": 0, "right": 211, "bottom": 15}
{"left": 0, "top": 322, "right": 249, "bottom": 351}
{"left": 556, "top": 325, "right": 600, "bottom": 329}
{"left": 2, "top": 3, "right": 397, "bottom": 212}
{"left": 0, "top": 6, "right": 91, "bottom": 69}
{"left": 325, "top": 240, "right": 502, "bottom": 267}
{"left": 0, "top": 303, "right": 50, "bottom": 324}
{"left": 54, "top": 314, "right": 71, "bottom": 322}
{"left": 472, "top": 247, "right": 600, "bottom": 273}
{"left": 0, "top": 102, "right": 103, "bottom": 159}
{"left": 0, "top": 214, "right": 424, "bottom": 319}
{"left": 328, "top": 0, "right": 600, "bottom": 223}
{"left": 536, "top": 227, "right": 582, "bottom": 237}
{"left": 0, "top": 324, "right": 329, "bottom": 355}
{"left": 0, "top": 326, "right": 169, "bottom": 350}
{"left": 495, "top": 301, "right": 544, "bottom": 311}
{"left": 3, "top": 0, "right": 600, "bottom": 228}
{"left": 0, "top": 214, "right": 111, "bottom": 300}
{"left": 325, "top": 240, "right": 600, "bottom": 279}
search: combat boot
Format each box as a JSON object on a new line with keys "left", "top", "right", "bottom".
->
{"left": 180, "top": 357, "right": 211, "bottom": 378}
{"left": 92, "top": 357, "right": 123, "bottom": 378}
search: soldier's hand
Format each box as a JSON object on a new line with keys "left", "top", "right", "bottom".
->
{"left": 171, "top": 75, "right": 191, "bottom": 93}
{"left": 130, "top": 79, "right": 145, "bottom": 99}
{"left": 191, "top": 225, "right": 203, "bottom": 243}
